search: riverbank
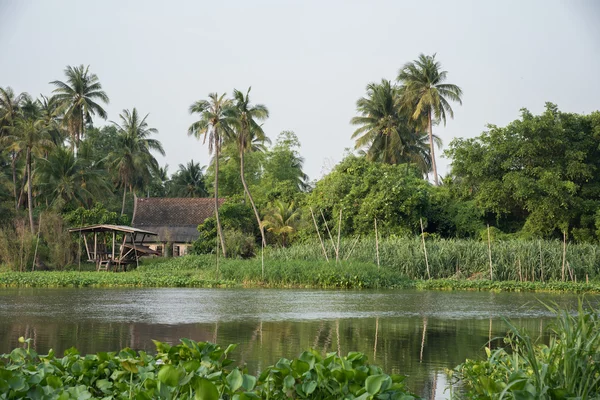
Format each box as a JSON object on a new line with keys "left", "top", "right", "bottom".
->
{"left": 1, "top": 255, "right": 599, "bottom": 292}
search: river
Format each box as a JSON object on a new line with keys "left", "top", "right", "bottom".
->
{"left": 0, "top": 288, "right": 595, "bottom": 398}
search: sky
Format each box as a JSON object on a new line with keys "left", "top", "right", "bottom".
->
{"left": 1, "top": 0, "right": 599, "bottom": 181}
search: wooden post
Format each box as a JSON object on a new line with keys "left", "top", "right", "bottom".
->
{"left": 32, "top": 213, "right": 42, "bottom": 271}
{"left": 420, "top": 218, "right": 431, "bottom": 280}
{"left": 539, "top": 241, "right": 544, "bottom": 282}
{"left": 374, "top": 218, "right": 380, "bottom": 270}
{"left": 336, "top": 209, "right": 342, "bottom": 263}
{"left": 94, "top": 232, "right": 98, "bottom": 271}
{"left": 487, "top": 224, "right": 493, "bottom": 280}
{"left": 344, "top": 235, "right": 361, "bottom": 261}
{"left": 321, "top": 210, "right": 337, "bottom": 258}
{"left": 310, "top": 207, "right": 329, "bottom": 262}
{"left": 112, "top": 232, "right": 116, "bottom": 260}
{"left": 561, "top": 231, "right": 567, "bottom": 282}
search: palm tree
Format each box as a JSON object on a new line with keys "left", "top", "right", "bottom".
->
{"left": 0, "top": 86, "right": 26, "bottom": 210}
{"left": 50, "top": 65, "right": 109, "bottom": 153}
{"left": 171, "top": 160, "right": 208, "bottom": 197}
{"left": 228, "top": 87, "right": 270, "bottom": 247}
{"left": 397, "top": 54, "right": 463, "bottom": 185}
{"left": 352, "top": 79, "right": 428, "bottom": 165}
{"left": 37, "top": 146, "right": 107, "bottom": 209}
{"left": 262, "top": 200, "right": 301, "bottom": 247}
{"left": 108, "top": 108, "right": 165, "bottom": 215}
{"left": 4, "top": 116, "right": 53, "bottom": 232}
{"left": 188, "top": 93, "right": 234, "bottom": 257}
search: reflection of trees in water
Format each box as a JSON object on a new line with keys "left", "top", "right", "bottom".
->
{"left": 0, "top": 316, "right": 551, "bottom": 398}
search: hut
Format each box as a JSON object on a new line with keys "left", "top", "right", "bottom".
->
{"left": 131, "top": 197, "right": 224, "bottom": 256}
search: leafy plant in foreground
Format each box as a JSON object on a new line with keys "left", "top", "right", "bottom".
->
{"left": 0, "top": 338, "right": 418, "bottom": 399}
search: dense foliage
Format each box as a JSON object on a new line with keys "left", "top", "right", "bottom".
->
{"left": 2, "top": 57, "right": 600, "bottom": 271}
{"left": 0, "top": 338, "right": 418, "bottom": 399}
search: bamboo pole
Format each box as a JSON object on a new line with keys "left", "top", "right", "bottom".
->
{"left": 32, "top": 213, "right": 42, "bottom": 271}
{"left": 375, "top": 218, "right": 380, "bottom": 270}
{"left": 487, "top": 224, "right": 493, "bottom": 280}
{"left": 561, "top": 231, "right": 567, "bottom": 282}
{"left": 344, "top": 235, "right": 361, "bottom": 261}
{"left": 310, "top": 207, "right": 329, "bottom": 262}
{"left": 261, "top": 239, "right": 264, "bottom": 281}
{"left": 539, "top": 241, "right": 544, "bottom": 282}
{"left": 216, "top": 232, "right": 220, "bottom": 281}
{"left": 336, "top": 209, "right": 342, "bottom": 263}
{"left": 321, "top": 210, "right": 337, "bottom": 258}
{"left": 420, "top": 218, "right": 431, "bottom": 280}
{"left": 517, "top": 256, "right": 522, "bottom": 282}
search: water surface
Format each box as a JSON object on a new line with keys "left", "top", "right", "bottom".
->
{"left": 0, "top": 288, "right": 595, "bottom": 398}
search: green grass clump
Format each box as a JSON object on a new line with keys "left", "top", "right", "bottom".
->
{"left": 452, "top": 300, "right": 600, "bottom": 399}
{"left": 0, "top": 338, "right": 419, "bottom": 399}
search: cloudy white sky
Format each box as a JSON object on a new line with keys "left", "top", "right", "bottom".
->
{"left": 1, "top": 0, "right": 599, "bottom": 181}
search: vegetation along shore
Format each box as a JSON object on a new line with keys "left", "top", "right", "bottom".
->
{"left": 2, "top": 55, "right": 600, "bottom": 292}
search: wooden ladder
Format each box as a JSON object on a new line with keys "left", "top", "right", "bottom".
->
{"left": 97, "top": 260, "right": 111, "bottom": 272}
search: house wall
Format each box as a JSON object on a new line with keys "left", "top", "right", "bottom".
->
{"left": 147, "top": 243, "right": 191, "bottom": 257}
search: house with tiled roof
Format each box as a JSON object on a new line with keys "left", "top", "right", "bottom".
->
{"left": 132, "top": 197, "right": 225, "bottom": 256}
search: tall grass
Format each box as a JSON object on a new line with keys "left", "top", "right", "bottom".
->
{"left": 266, "top": 238, "right": 600, "bottom": 282}
{"left": 453, "top": 300, "right": 600, "bottom": 399}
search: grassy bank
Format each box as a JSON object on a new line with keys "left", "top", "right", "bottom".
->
{"left": 2, "top": 254, "right": 600, "bottom": 293}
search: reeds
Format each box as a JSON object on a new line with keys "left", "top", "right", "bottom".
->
{"left": 265, "top": 237, "right": 600, "bottom": 282}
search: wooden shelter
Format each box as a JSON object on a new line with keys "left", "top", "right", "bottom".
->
{"left": 68, "top": 224, "right": 159, "bottom": 271}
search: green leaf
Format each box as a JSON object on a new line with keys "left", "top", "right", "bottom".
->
{"left": 283, "top": 374, "right": 295, "bottom": 390}
{"left": 194, "top": 378, "right": 219, "bottom": 400}
{"left": 365, "top": 374, "right": 386, "bottom": 395}
{"left": 157, "top": 365, "right": 180, "bottom": 387}
{"left": 242, "top": 374, "right": 256, "bottom": 391}
{"left": 302, "top": 380, "right": 317, "bottom": 395}
{"left": 227, "top": 368, "right": 243, "bottom": 392}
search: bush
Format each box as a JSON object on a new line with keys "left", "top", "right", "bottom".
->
{"left": 224, "top": 229, "right": 255, "bottom": 258}
{"left": 0, "top": 218, "right": 37, "bottom": 271}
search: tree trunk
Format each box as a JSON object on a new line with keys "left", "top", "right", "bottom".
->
{"left": 214, "top": 133, "right": 227, "bottom": 257}
{"left": 428, "top": 110, "right": 439, "bottom": 186}
{"left": 12, "top": 152, "right": 18, "bottom": 211}
{"left": 240, "top": 148, "right": 266, "bottom": 247}
{"left": 121, "top": 184, "right": 127, "bottom": 216}
{"left": 26, "top": 148, "right": 34, "bottom": 234}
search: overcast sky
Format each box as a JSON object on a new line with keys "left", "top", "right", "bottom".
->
{"left": 1, "top": 0, "right": 599, "bottom": 181}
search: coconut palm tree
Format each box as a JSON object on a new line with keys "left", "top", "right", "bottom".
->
{"left": 397, "top": 54, "right": 463, "bottom": 185}
{"left": 171, "top": 160, "right": 208, "bottom": 197}
{"left": 50, "top": 65, "right": 109, "bottom": 153}
{"left": 4, "top": 116, "right": 53, "bottom": 232}
{"left": 352, "top": 79, "right": 431, "bottom": 166}
{"left": 108, "top": 108, "right": 165, "bottom": 215}
{"left": 188, "top": 93, "right": 234, "bottom": 257}
{"left": 0, "top": 86, "right": 26, "bottom": 210}
{"left": 262, "top": 200, "right": 300, "bottom": 247}
{"left": 37, "top": 146, "right": 107, "bottom": 209}
{"left": 228, "top": 87, "right": 270, "bottom": 247}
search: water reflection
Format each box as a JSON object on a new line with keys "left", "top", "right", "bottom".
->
{"left": 0, "top": 288, "right": 596, "bottom": 398}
